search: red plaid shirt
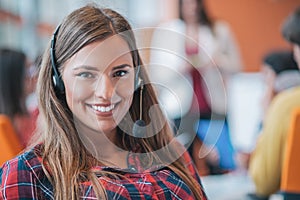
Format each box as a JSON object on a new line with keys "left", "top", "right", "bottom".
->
{"left": 0, "top": 145, "right": 207, "bottom": 199}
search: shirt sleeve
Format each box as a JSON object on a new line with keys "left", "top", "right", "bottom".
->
{"left": 248, "top": 93, "right": 292, "bottom": 196}
{"left": 0, "top": 156, "right": 52, "bottom": 199}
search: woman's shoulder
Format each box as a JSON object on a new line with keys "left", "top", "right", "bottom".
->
{"left": 154, "top": 18, "right": 185, "bottom": 33}
{"left": 212, "top": 20, "right": 233, "bottom": 35}
{"left": 270, "top": 86, "right": 300, "bottom": 113}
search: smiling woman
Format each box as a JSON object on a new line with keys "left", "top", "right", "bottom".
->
{"left": 63, "top": 36, "right": 135, "bottom": 136}
{"left": 0, "top": 4, "right": 207, "bottom": 200}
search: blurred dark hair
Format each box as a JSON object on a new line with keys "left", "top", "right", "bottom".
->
{"left": 0, "top": 48, "right": 27, "bottom": 118}
{"left": 282, "top": 6, "right": 300, "bottom": 46}
{"left": 179, "top": 0, "right": 213, "bottom": 28}
{"left": 263, "top": 50, "right": 298, "bottom": 74}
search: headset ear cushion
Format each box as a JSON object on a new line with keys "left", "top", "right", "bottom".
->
{"left": 52, "top": 74, "right": 65, "bottom": 93}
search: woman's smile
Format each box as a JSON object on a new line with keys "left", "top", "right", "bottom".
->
{"left": 87, "top": 103, "right": 117, "bottom": 117}
{"left": 90, "top": 103, "right": 115, "bottom": 113}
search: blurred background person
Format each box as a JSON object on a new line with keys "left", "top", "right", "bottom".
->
{"left": 240, "top": 50, "right": 300, "bottom": 172}
{"left": 149, "top": 0, "right": 243, "bottom": 176}
{"left": 260, "top": 50, "right": 300, "bottom": 122}
{"left": 248, "top": 6, "right": 300, "bottom": 199}
{"left": 0, "top": 48, "right": 37, "bottom": 148}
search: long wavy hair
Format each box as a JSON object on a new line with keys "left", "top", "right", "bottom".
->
{"left": 34, "top": 5, "right": 204, "bottom": 199}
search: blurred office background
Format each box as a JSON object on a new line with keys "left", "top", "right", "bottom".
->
{"left": 0, "top": 0, "right": 299, "bottom": 68}
{"left": 1, "top": 0, "right": 300, "bottom": 199}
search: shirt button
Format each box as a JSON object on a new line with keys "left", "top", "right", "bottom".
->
{"left": 130, "top": 167, "right": 136, "bottom": 172}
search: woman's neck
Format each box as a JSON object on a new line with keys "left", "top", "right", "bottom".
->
{"left": 75, "top": 122, "right": 128, "bottom": 168}
{"left": 185, "top": 24, "right": 199, "bottom": 49}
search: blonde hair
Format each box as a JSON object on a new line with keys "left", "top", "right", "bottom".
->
{"left": 34, "top": 5, "right": 205, "bottom": 199}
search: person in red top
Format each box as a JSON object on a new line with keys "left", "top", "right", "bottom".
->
{"left": 0, "top": 5, "right": 207, "bottom": 200}
{"left": 149, "top": 0, "right": 242, "bottom": 176}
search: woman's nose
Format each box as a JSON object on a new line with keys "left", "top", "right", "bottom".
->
{"left": 94, "top": 75, "right": 114, "bottom": 100}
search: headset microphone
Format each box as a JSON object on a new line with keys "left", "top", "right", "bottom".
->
{"left": 132, "top": 64, "right": 146, "bottom": 137}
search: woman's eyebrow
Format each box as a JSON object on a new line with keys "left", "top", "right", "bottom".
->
{"left": 73, "top": 65, "right": 99, "bottom": 71}
{"left": 72, "top": 64, "right": 133, "bottom": 72}
{"left": 112, "top": 64, "right": 133, "bottom": 70}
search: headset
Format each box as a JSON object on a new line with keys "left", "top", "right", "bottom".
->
{"left": 50, "top": 25, "right": 65, "bottom": 94}
{"left": 50, "top": 25, "right": 143, "bottom": 94}
{"left": 134, "top": 55, "right": 143, "bottom": 90}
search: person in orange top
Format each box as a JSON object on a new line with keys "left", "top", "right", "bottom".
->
{"left": 0, "top": 48, "right": 37, "bottom": 147}
{"left": 249, "top": 6, "right": 300, "bottom": 199}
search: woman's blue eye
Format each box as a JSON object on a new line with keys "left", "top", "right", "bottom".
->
{"left": 113, "top": 70, "right": 128, "bottom": 77}
{"left": 77, "top": 72, "right": 94, "bottom": 78}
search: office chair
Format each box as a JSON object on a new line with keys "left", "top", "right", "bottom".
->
{"left": 0, "top": 115, "right": 23, "bottom": 165}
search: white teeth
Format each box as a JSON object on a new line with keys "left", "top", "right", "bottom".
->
{"left": 100, "top": 107, "right": 105, "bottom": 112}
{"left": 91, "top": 104, "right": 115, "bottom": 112}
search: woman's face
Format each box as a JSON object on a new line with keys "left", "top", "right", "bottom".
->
{"left": 182, "top": 0, "right": 199, "bottom": 23}
{"left": 261, "top": 64, "right": 276, "bottom": 109}
{"left": 62, "top": 35, "right": 135, "bottom": 135}
{"left": 293, "top": 44, "right": 300, "bottom": 68}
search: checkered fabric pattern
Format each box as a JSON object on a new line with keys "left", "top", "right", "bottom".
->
{"left": 0, "top": 145, "right": 207, "bottom": 199}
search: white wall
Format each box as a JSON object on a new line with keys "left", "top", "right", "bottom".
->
{"left": 227, "top": 72, "right": 266, "bottom": 153}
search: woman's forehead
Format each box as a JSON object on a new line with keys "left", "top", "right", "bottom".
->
{"left": 67, "top": 35, "right": 133, "bottom": 70}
